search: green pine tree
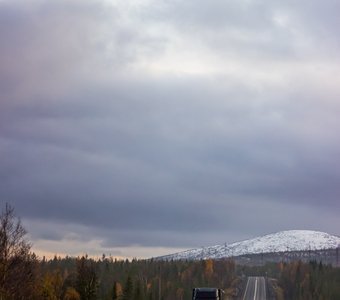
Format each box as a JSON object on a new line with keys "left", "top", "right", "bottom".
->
{"left": 121, "top": 275, "right": 133, "bottom": 300}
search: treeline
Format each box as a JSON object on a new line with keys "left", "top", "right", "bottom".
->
{"left": 37, "top": 256, "right": 238, "bottom": 300}
{"left": 1, "top": 252, "right": 239, "bottom": 299}
{"left": 278, "top": 260, "right": 340, "bottom": 299}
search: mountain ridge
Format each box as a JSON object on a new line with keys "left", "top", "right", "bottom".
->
{"left": 156, "top": 230, "right": 340, "bottom": 261}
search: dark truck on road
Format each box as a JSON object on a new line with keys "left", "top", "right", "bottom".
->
{"left": 192, "top": 287, "right": 224, "bottom": 300}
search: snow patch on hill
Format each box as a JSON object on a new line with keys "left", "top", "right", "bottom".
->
{"left": 157, "top": 230, "right": 340, "bottom": 261}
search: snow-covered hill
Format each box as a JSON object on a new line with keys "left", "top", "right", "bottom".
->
{"left": 157, "top": 230, "right": 340, "bottom": 261}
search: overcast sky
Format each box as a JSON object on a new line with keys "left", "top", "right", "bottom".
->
{"left": 1, "top": 0, "right": 340, "bottom": 259}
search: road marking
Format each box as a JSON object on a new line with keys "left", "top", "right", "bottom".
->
{"left": 263, "top": 277, "right": 266, "bottom": 300}
{"left": 253, "top": 277, "right": 258, "bottom": 300}
{"left": 242, "top": 277, "right": 250, "bottom": 300}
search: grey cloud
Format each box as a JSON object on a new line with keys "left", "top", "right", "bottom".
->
{"left": 144, "top": 0, "right": 298, "bottom": 60}
{"left": 2, "top": 77, "right": 340, "bottom": 214}
{"left": 149, "top": 0, "right": 274, "bottom": 30}
{"left": 145, "top": 0, "right": 340, "bottom": 60}
{"left": 24, "top": 196, "right": 340, "bottom": 250}
{"left": 1, "top": 0, "right": 340, "bottom": 252}
{"left": 280, "top": 1, "right": 340, "bottom": 45}
{"left": 0, "top": 0, "right": 166, "bottom": 104}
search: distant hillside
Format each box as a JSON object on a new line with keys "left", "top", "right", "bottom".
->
{"left": 156, "top": 230, "right": 340, "bottom": 263}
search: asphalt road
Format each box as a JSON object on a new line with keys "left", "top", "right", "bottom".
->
{"left": 242, "top": 276, "right": 266, "bottom": 300}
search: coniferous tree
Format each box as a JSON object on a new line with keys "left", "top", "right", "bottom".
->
{"left": 133, "top": 278, "right": 145, "bottom": 300}
{"left": 121, "top": 275, "right": 133, "bottom": 300}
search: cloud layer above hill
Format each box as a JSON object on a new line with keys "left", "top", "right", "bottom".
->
{"left": 1, "top": 0, "right": 340, "bottom": 258}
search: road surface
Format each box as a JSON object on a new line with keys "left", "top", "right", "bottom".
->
{"left": 242, "top": 276, "right": 266, "bottom": 300}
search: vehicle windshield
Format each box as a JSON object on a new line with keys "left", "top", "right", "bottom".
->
{"left": 195, "top": 291, "right": 219, "bottom": 299}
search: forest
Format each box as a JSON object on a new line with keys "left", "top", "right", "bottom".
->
{"left": 1, "top": 204, "right": 340, "bottom": 300}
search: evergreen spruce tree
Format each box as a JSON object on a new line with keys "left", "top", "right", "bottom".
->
{"left": 133, "top": 278, "right": 145, "bottom": 300}
{"left": 121, "top": 275, "right": 133, "bottom": 300}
